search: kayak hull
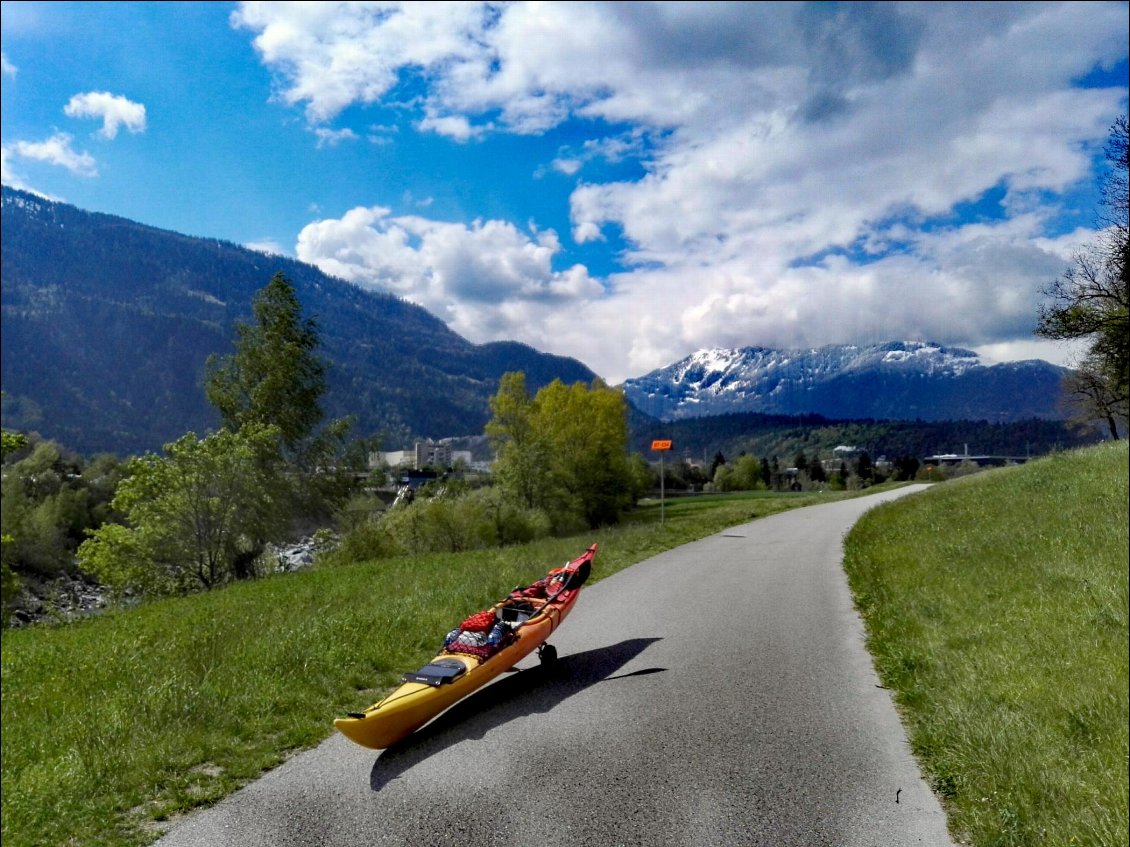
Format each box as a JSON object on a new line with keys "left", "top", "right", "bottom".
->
{"left": 334, "top": 544, "right": 595, "bottom": 750}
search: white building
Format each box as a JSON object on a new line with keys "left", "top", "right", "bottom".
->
{"left": 369, "top": 441, "right": 473, "bottom": 470}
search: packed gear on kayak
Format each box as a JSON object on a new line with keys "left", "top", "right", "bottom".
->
{"left": 441, "top": 609, "right": 513, "bottom": 659}
{"left": 438, "top": 567, "right": 572, "bottom": 660}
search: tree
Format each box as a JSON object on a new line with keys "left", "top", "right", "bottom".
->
{"left": 486, "top": 374, "right": 635, "bottom": 529}
{"left": 855, "top": 451, "right": 873, "bottom": 483}
{"left": 893, "top": 455, "right": 921, "bottom": 481}
{"left": 78, "top": 425, "right": 287, "bottom": 595}
{"left": 0, "top": 438, "right": 112, "bottom": 577}
{"left": 794, "top": 451, "right": 809, "bottom": 474}
{"left": 731, "top": 454, "right": 763, "bottom": 490}
{"left": 709, "top": 451, "right": 726, "bottom": 480}
{"left": 759, "top": 456, "right": 772, "bottom": 488}
{"left": 1037, "top": 115, "right": 1129, "bottom": 438}
{"left": 713, "top": 463, "right": 734, "bottom": 491}
{"left": 485, "top": 372, "right": 550, "bottom": 510}
{"left": 205, "top": 273, "right": 328, "bottom": 457}
{"left": 530, "top": 378, "right": 634, "bottom": 528}
{"left": 1062, "top": 360, "right": 1127, "bottom": 439}
{"left": 1, "top": 430, "right": 28, "bottom": 459}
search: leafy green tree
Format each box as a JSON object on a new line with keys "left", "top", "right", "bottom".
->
{"left": 486, "top": 372, "right": 551, "bottom": 510}
{"left": 0, "top": 424, "right": 26, "bottom": 622}
{"left": 78, "top": 425, "right": 287, "bottom": 595}
{"left": 205, "top": 273, "right": 328, "bottom": 457}
{"left": 531, "top": 378, "right": 634, "bottom": 527}
{"left": 1037, "top": 116, "right": 1128, "bottom": 438}
{"left": 809, "top": 458, "right": 827, "bottom": 484}
{"left": 205, "top": 272, "right": 362, "bottom": 520}
{"left": 712, "top": 455, "right": 763, "bottom": 492}
{"left": 732, "top": 454, "right": 763, "bottom": 490}
{"left": 625, "top": 453, "right": 654, "bottom": 502}
{"left": 2, "top": 429, "right": 28, "bottom": 459}
{"left": 487, "top": 374, "right": 635, "bottom": 529}
{"left": 1, "top": 439, "right": 95, "bottom": 576}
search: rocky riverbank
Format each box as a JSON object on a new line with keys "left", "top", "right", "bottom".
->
{"left": 7, "top": 535, "right": 334, "bottom": 628}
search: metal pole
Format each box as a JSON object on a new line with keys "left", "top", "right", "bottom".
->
{"left": 660, "top": 452, "right": 665, "bottom": 524}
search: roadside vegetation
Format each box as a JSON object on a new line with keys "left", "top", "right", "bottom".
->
{"left": 1, "top": 486, "right": 855, "bottom": 847}
{"left": 845, "top": 440, "right": 1128, "bottom": 846}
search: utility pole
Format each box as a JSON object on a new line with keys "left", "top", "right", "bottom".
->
{"left": 651, "top": 439, "right": 673, "bottom": 524}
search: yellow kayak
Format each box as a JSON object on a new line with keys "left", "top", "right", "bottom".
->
{"left": 334, "top": 543, "right": 597, "bottom": 750}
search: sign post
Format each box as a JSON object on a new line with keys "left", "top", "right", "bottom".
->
{"left": 651, "top": 440, "right": 673, "bottom": 524}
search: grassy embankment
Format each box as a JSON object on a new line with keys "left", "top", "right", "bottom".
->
{"left": 1, "top": 487, "right": 849, "bottom": 847}
{"left": 845, "top": 440, "right": 1128, "bottom": 846}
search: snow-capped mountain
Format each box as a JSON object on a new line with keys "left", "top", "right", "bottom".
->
{"left": 622, "top": 341, "right": 1070, "bottom": 423}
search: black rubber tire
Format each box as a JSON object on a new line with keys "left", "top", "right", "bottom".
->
{"left": 540, "top": 644, "right": 558, "bottom": 665}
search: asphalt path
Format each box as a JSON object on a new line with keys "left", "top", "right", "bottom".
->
{"left": 155, "top": 485, "right": 954, "bottom": 846}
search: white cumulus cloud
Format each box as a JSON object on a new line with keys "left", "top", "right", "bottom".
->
{"left": 64, "top": 91, "right": 147, "bottom": 139}
{"left": 4, "top": 132, "right": 97, "bottom": 177}
{"left": 295, "top": 206, "right": 602, "bottom": 340}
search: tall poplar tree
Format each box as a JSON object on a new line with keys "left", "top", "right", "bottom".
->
{"left": 205, "top": 272, "right": 327, "bottom": 458}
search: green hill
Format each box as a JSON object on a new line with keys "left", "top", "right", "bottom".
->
{"left": 845, "top": 440, "right": 1129, "bottom": 845}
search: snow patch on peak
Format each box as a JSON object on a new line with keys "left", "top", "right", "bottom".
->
{"left": 688, "top": 347, "right": 742, "bottom": 374}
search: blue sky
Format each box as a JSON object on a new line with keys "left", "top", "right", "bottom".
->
{"left": 2, "top": 1, "right": 1127, "bottom": 383}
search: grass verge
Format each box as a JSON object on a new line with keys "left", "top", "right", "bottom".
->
{"left": 844, "top": 441, "right": 1129, "bottom": 846}
{"left": 1, "top": 487, "right": 859, "bottom": 847}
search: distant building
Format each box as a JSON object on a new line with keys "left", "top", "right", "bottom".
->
{"left": 922, "top": 453, "right": 1027, "bottom": 468}
{"left": 370, "top": 441, "right": 473, "bottom": 470}
{"left": 370, "top": 449, "right": 411, "bottom": 469}
{"left": 416, "top": 440, "right": 451, "bottom": 469}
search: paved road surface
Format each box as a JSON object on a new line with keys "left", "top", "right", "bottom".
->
{"left": 155, "top": 485, "right": 954, "bottom": 846}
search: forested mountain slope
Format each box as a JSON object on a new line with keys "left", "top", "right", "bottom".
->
{"left": 1, "top": 187, "right": 596, "bottom": 456}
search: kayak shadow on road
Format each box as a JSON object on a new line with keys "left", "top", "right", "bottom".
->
{"left": 369, "top": 637, "right": 664, "bottom": 791}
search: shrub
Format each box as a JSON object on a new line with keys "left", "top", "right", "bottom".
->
{"left": 320, "top": 486, "right": 554, "bottom": 566}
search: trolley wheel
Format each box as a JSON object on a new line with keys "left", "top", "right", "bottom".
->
{"left": 538, "top": 643, "right": 558, "bottom": 665}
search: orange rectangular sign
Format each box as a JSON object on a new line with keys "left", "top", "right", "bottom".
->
{"left": 651, "top": 439, "right": 673, "bottom": 451}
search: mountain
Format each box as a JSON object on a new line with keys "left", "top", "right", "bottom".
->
{"left": 621, "top": 342, "right": 1070, "bottom": 423}
{"left": 0, "top": 187, "right": 596, "bottom": 457}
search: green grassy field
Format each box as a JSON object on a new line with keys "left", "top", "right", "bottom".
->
{"left": 0, "top": 488, "right": 842, "bottom": 847}
{"left": 845, "top": 441, "right": 1129, "bottom": 846}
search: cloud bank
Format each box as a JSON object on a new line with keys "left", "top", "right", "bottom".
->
{"left": 236, "top": 1, "right": 1128, "bottom": 381}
